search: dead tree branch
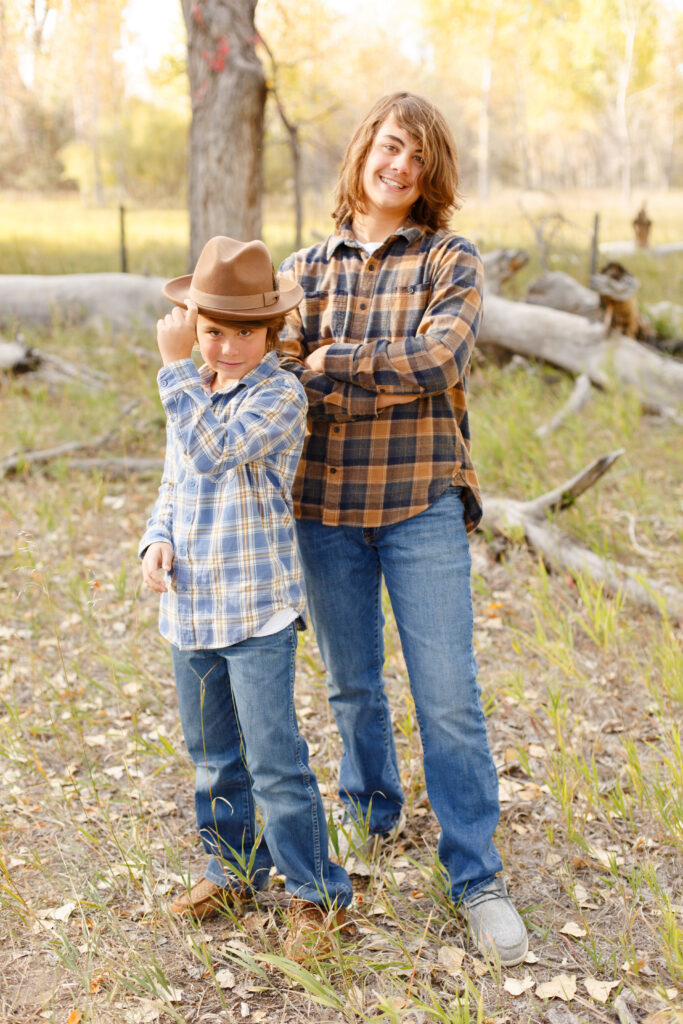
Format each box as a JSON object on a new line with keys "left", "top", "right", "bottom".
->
{"left": 483, "top": 450, "right": 681, "bottom": 619}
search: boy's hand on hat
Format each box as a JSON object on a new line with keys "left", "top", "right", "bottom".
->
{"left": 157, "top": 300, "right": 199, "bottom": 364}
{"left": 142, "top": 542, "right": 174, "bottom": 593}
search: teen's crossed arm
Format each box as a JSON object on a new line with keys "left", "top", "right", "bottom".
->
{"left": 299, "top": 239, "right": 483, "bottom": 398}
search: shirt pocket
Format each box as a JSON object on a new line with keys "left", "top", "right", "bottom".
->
{"left": 304, "top": 289, "right": 352, "bottom": 344}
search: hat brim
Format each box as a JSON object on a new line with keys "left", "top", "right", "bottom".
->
{"left": 162, "top": 274, "right": 304, "bottom": 320}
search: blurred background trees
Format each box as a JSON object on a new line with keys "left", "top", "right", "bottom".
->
{"left": 0, "top": 0, "right": 680, "bottom": 210}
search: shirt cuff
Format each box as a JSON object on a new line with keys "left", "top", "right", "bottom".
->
{"left": 138, "top": 530, "right": 173, "bottom": 559}
{"left": 157, "top": 359, "right": 201, "bottom": 397}
{"left": 319, "top": 342, "right": 360, "bottom": 380}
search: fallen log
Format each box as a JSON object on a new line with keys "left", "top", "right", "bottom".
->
{"left": 599, "top": 241, "right": 683, "bottom": 258}
{"left": 482, "top": 249, "right": 530, "bottom": 295}
{"left": 0, "top": 401, "right": 141, "bottom": 477}
{"left": 480, "top": 293, "right": 683, "bottom": 416}
{"left": 0, "top": 337, "right": 107, "bottom": 388}
{"left": 525, "top": 272, "right": 600, "bottom": 318}
{"left": 0, "top": 273, "right": 166, "bottom": 333}
{"left": 482, "top": 451, "right": 682, "bottom": 620}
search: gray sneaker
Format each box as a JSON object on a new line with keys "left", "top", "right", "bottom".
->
{"left": 459, "top": 877, "right": 529, "bottom": 966}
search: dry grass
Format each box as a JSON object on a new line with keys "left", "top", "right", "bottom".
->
{"left": 0, "top": 222, "right": 681, "bottom": 1022}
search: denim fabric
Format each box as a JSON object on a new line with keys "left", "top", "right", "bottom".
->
{"left": 171, "top": 624, "right": 352, "bottom": 907}
{"left": 295, "top": 487, "right": 503, "bottom": 900}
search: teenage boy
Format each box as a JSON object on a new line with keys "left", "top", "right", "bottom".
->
{"left": 139, "top": 236, "right": 352, "bottom": 959}
{"left": 278, "top": 93, "right": 529, "bottom": 966}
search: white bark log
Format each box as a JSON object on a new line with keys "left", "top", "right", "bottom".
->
{"left": 0, "top": 274, "right": 166, "bottom": 332}
{"left": 483, "top": 451, "right": 682, "bottom": 620}
{"left": 525, "top": 272, "right": 600, "bottom": 317}
{"left": 481, "top": 293, "right": 683, "bottom": 413}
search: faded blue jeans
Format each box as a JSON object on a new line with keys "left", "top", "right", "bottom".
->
{"left": 171, "top": 624, "right": 352, "bottom": 907}
{"left": 295, "top": 486, "right": 503, "bottom": 901}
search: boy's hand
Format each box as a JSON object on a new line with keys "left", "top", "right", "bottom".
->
{"left": 142, "top": 542, "right": 174, "bottom": 593}
{"left": 157, "top": 300, "right": 199, "bottom": 364}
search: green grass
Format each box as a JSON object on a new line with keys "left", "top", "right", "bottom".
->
{"left": 2, "top": 188, "right": 682, "bottom": 297}
{"left": 0, "top": 211, "right": 682, "bottom": 1022}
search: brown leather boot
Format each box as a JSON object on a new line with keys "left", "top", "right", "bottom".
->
{"left": 283, "top": 899, "right": 355, "bottom": 962}
{"left": 170, "top": 877, "right": 246, "bottom": 920}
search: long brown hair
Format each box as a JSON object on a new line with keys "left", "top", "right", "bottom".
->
{"left": 332, "top": 93, "right": 462, "bottom": 232}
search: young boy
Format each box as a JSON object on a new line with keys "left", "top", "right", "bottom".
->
{"left": 139, "top": 235, "right": 352, "bottom": 958}
{"left": 278, "top": 93, "right": 529, "bottom": 966}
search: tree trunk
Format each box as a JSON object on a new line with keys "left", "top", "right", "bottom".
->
{"left": 181, "top": 0, "right": 266, "bottom": 267}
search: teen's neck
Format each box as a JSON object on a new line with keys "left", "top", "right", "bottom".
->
{"left": 351, "top": 210, "right": 408, "bottom": 244}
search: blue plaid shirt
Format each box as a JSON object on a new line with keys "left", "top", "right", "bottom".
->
{"left": 139, "top": 351, "right": 308, "bottom": 650}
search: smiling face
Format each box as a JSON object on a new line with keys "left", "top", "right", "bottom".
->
{"left": 360, "top": 112, "right": 425, "bottom": 224}
{"left": 196, "top": 315, "right": 269, "bottom": 388}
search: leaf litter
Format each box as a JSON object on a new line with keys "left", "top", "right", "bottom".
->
{"left": 0, "top": 338, "right": 681, "bottom": 1023}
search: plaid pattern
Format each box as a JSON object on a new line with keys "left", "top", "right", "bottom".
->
{"left": 278, "top": 221, "right": 483, "bottom": 531}
{"left": 139, "top": 352, "right": 307, "bottom": 650}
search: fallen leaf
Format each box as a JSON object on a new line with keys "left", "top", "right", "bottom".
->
{"left": 438, "top": 945, "right": 466, "bottom": 974}
{"left": 573, "top": 883, "right": 589, "bottom": 905}
{"left": 528, "top": 744, "right": 546, "bottom": 758}
{"left": 584, "top": 977, "right": 619, "bottom": 1002}
{"left": 68, "top": 1011, "right": 83, "bottom": 1024}
{"left": 132, "top": 1001, "right": 161, "bottom": 1023}
{"left": 536, "top": 974, "right": 577, "bottom": 1001}
{"left": 560, "top": 921, "right": 587, "bottom": 938}
{"left": 485, "top": 601, "right": 504, "bottom": 617}
{"left": 215, "top": 968, "right": 236, "bottom": 989}
{"left": 504, "top": 975, "right": 535, "bottom": 996}
{"left": 621, "top": 956, "right": 648, "bottom": 974}
{"left": 643, "top": 1012, "right": 677, "bottom": 1024}
{"left": 470, "top": 957, "right": 489, "bottom": 977}
{"left": 241, "top": 1002, "right": 250, "bottom": 1018}
{"left": 524, "top": 950, "right": 539, "bottom": 964}
{"left": 45, "top": 901, "right": 76, "bottom": 922}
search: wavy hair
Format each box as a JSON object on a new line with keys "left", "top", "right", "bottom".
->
{"left": 332, "top": 92, "right": 462, "bottom": 232}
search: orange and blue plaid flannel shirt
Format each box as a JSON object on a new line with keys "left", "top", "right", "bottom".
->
{"left": 278, "top": 220, "right": 484, "bottom": 531}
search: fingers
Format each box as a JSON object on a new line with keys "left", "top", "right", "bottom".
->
{"left": 184, "top": 299, "right": 199, "bottom": 327}
{"left": 141, "top": 544, "right": 173, "bottom": 593}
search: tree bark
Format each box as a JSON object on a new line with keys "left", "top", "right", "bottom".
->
{"left": 181, "top": 0, "right": 266, "bottom": 267}
{"left": 480, "top": 292, "right": 683, "bottom": 415}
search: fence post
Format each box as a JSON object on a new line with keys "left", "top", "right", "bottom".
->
{"left": 589, "top": 213, "right": 599, "bottom": 280}
{"left": 119, "top": 204, "right": 128, "bottom": 273}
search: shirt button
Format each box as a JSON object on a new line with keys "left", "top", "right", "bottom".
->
{"left": 333, "top": 427, "right": 340, "bottom": 433}
{"left": 329, "top": 467, "right": 337, "bottom": 474}
{"left": 360, "top": 303, "right": 367, "bottom": 310}
{"left": 368, "top": 263, "right": 375, "bottom": 271}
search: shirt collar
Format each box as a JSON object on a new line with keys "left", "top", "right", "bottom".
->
{"left": 199, "top": 350, "right": 280, "bottom": 395}
{"left": 325, "top": 218, "right": 425, "bottom": 259}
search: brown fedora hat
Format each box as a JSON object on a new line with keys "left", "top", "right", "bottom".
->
{"left": 163, "top": 236, "right": 303, "bottom": 321}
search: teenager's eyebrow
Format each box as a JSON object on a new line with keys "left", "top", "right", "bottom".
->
{"left": 379, "top": 131, "right": 423, "bottom": 153}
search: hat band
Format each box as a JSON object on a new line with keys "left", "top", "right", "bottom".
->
{"left": 189, "top": 284, "right": 280, "bottom": 311}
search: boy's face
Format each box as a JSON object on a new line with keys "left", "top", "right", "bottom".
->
{"left": 196, "top": 314, "right": 268, "bottom": 386}
{"left": 361, "top": 112, "right": 425, "bottom": 222}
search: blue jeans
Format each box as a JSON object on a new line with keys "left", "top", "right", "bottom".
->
{"left": 295, "top": 486, "right": 503, "bottom": 901}
{"left": 171, "top": 624, "right": 352, "bottom": 907}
